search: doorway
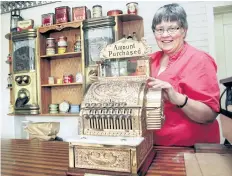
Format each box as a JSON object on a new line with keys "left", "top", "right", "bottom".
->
{"left": 214, "top": 5, "right": 232, "bottom": 144}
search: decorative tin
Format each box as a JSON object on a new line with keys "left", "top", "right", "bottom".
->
{"left": 55, "top": 6, "right": 70, "bottom": 24}
{"left": 126, "top": 2, "right": 138, "bottom": 15}
{"left": 49, "top": 104, "right": 59, "bottom": 114}
{"left": 92, "top": 5, "right": 102, "bottom": 18}
{"left": 63, "top": 75, "right": 73, "bottom": 83}
{"left": 17, "top": 19, "right": 34, "bottom": 32}
{"left": 107, "top": 10, "right": 123, "bottom": 16}
{"left": 69, "top": 104, "right": 80, "bottom": 113}
{"left": 59, "top": 101, "right": 70, "bottom": 113}
{"left": 41, "top": 13, "right": 54, "bottom": 26}
{"left": 46, "top": 38, "right": 56, "bottom": 55}
{"left": 75, "top": 72, "right": 83, "bottom": 83}
{"left": 48, "top": 76, "right": 55, "bottom": 84}
{"left": 72, "top": 6, "right": 87, "bottom": 21}
{"left": 57, "top": 78, "right": 62, "bottom": 84}
{"left": 46, "top": 38, "right": 55, "bottom": 55}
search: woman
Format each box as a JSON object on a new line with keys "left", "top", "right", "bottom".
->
{"left": 148, "top": 3, "right": 220, "bottom": 146}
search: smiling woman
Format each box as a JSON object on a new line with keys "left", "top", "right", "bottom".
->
{"left": 152, "top": 3, "right": 187, "bottom": 56}
{"left": 149, "top": 3, "right": 221, "bottom": 147}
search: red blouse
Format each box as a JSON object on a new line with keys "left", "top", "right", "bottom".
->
{"left": 150, "top": 42, "right": 220, "bottom": 146}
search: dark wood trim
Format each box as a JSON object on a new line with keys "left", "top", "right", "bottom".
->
{"left": 220, "top": 76, "right": 232, "bottom": 87}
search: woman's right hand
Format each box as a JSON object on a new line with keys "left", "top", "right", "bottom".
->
{"left": 147, "top": 77, "right": 185, "bottom": 106}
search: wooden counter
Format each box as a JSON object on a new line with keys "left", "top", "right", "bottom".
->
{"left": 1, "top": 139, "right": 194, "bottom": 176}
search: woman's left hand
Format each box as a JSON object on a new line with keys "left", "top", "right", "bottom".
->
{"left": 147, "top": 77, "right": 184, "bottom": 105}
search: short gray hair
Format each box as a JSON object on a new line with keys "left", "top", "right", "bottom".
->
{"left": 151, "top": 3, "right": 188, "bottom": 32}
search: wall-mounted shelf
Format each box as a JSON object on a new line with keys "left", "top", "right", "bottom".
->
{"left": 41, "top": 113, "right": 80, "bottom": 116}
{"left": 38, "top": 21, "right": 82, "bottom": 33}
{"left": 117, "top": 14, "right": 143, "bottom": 22}
{"left": 41, "top": 83, "right": 83, "bottom": 87}
{"left": 40, "top": 51, "right": 81, "bottom": 59}
{"left": 38, "top": 21, "right": 85, "bottom": 115}
{"left": 8, "top": 113, "right": 80, "bottom": 116}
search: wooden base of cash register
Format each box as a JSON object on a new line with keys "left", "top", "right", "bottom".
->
{"left": 66, "top": 149, "right": 156, "bottom": 176}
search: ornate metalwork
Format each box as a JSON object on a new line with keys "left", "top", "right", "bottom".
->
{"left": 69, "top": 131, "right": 154, "bottom": 174}
{"left": 80, "top": 77, "right": 148, "bottom": 137}
{"left": 74, "top": 146, "right": 131, "bottom": 172}
{"left": 1, "top": 1, "right": 59, "bottom": 14}
{"left": 136, "top": 131, "right": 153, "bottom": 168}
{"left": 82, "top": 77, "right": 146, "bottom": 105}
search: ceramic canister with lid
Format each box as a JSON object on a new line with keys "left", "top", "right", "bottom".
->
{"left": 126, "top": 2, "right": 138, "bottom": 15}
{"left": 58, "top": 36, "right": 68, "bottom": 54}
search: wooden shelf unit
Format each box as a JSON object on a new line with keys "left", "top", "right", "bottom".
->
{"left": 6, "top": 15, "right": 144, "bottom": 116}
{"left": 8, "top": 113, "right": 80, "bottom": 116}
{"left": 40, "top": 51, "right": 81, "bottom": 59}
{"left": 5, "top": 33, "right": 14, "bottom": 108}
{"left": 115, "top": 14, "right": 144, "bottom": 41}
{"left": 41, "top": 82, "right": 82, "bottom": 87}
{"left": 38, "top": 21, "right": 85, "bottom": 115}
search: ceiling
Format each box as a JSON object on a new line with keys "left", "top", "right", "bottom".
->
{"left": 1, "top": 1, "right": 58, "bottom": 14}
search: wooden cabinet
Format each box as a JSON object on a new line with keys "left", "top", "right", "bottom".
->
{"left": 5, "top": 15, "right": 144, "bottom": 116}
{"left": 38, "top": 21, "right": 85, "bottom": 116}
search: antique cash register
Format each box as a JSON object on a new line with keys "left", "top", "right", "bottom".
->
{"left": 66, "top": 38, "right": 163, "bottom": 176}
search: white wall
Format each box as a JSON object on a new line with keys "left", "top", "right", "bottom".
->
{"left": 1, "top": 1, "right": 232, "bottom": 140}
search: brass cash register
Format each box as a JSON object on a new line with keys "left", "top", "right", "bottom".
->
{"left": 67, "top": 38, "right": 163, "bottom": 176}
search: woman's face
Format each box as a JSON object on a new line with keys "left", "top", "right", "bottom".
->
{"left": 154, "top": 21, "right": 186, "bottom": 55}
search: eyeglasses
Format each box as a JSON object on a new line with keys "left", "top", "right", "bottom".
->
{"left": 154, "top": 27, "right": 180, "bottom": 35}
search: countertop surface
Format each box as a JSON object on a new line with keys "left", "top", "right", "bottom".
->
{"left": 1, "top": 139, "right": 194, "bottom": 176}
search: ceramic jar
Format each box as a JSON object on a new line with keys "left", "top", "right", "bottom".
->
{"left": 58, "top": 36, "right": 67, "bottom": 54}
{"left": 126, "top": 2, "right": 138, "bottom": 15}
{"left": 92, "top": 5, "right": 102, "bottom": 18}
